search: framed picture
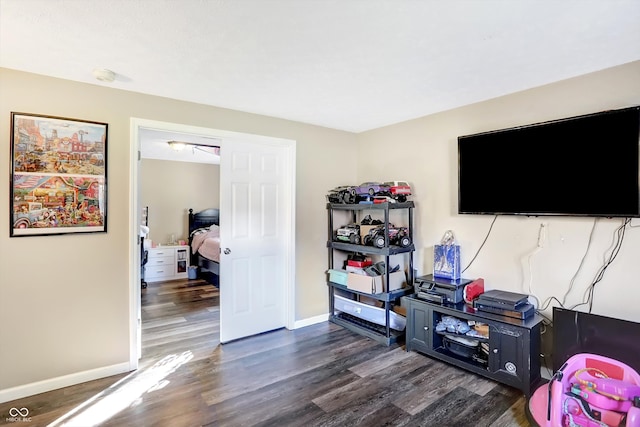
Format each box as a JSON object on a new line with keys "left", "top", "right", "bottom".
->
{"left": 10, "top": 112, "right": 108, "bottom": 237}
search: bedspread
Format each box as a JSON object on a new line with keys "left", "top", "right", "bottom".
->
{"left": 191, "top": 228, "right": 220, "bottom": 263}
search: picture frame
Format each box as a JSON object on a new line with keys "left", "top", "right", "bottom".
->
{"left": 10, "top": 112, "right": 108, "bottom": 237}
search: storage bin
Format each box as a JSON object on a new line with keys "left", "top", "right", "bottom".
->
{"left": 188, "top": 266, "right": 198, "bottom": 279}
{"left": 334, "top": 294, "right": 406, "bottom": 330}
{"left": 327, "top": 269, "right": 348, "bottom": 286}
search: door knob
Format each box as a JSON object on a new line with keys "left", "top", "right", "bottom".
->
{"left": 224, "top": 248, "right": 231, "bottom": 255}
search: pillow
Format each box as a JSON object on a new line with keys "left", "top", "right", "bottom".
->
{"left": 190, "top": 227, "right": 208, "bottom": 238}
{"left": 208, "top": 224, "right": 220, "bottom": 236}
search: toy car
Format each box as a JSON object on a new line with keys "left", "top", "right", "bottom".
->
{"left": 351, "top": 182, "right": 391, "bottom": 201}
{"left": 373, "top": 195, "right": 397, "bottom": 204}
{"left": 384, "top": 181, "right": 412, "bottom": 202}
{"left": 334, "top": 223, "right": 361, "bottom": 244}
{"left": 326, "top": 185, "right": 357, "bottom": 204}
{"left": 362, "top": 224, "right": 411, "bottom": 248}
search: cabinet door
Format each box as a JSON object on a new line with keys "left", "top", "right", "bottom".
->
{"left": 407, "top": 300, "right": 431, "bottom": 352}
{"left": 488, "top": 323, "right": 526, "bottom": 389}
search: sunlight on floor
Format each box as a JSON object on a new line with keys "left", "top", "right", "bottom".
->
{"left": 47, "top": 351, "right": 194, "bottom": 427}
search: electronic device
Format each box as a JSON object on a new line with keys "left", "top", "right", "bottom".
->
{"left": 475, "top": 289, "right": 529, "bottom": 310}
{"left": 458, "top": 106, "right": 640, "bottom": 218}
{"left": 417, "top": 291, "right": 444, "bottom": 304}
{"left": 473, "top": 301, "right": 535, "bottom": 320}
{"left": 463, "top": 278, "right": 484, "bottom": 304}
{"left": 415, "top": 274, "right": 472, "bottom": 304}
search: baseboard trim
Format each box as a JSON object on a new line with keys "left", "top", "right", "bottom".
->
{"left": 293, "top": 313, "right": 329, "bottom": 329}
{"left": 0, "top": 362, "right": 132, "bottom": 404}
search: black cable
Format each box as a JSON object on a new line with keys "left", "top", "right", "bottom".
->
{"left": 572, "top": 218, "right": 630, "bottom": 312}
{"left": 461, "top": 215, "right": 497, "bottom": 274}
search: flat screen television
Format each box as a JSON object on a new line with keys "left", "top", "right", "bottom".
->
{"left": 552, "top": 307, "right": 640, "bottom": 373}
{"left": 458, "top": 106, "right": 640, "bottom": 217}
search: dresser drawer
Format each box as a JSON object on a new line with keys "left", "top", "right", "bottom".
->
{"left": 145, "top": 265, "right": 174, "bottom": 280}
{"left": 148, "top": 248, "right": 174, "bottom": 258}
{"left": 146, "top": 255, "right": 174, "bottom": 267}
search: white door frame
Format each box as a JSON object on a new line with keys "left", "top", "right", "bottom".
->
{"left": 128, "top": 117, "right": 296, "bottom": 368}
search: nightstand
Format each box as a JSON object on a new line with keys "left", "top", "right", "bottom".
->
{"left": 145, "top": 245, "right": 189, "bottom": 282}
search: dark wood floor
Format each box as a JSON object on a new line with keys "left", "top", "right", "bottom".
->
{"left": 0, "top": 279, "right": 533, "bottom": 426}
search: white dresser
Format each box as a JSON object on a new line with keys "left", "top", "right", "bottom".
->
{"left": 145, "top": 245, "right": 190, "bottom": 282}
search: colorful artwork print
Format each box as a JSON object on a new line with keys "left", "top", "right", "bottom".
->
{"left": 10, "top": 113, "right": 107, "bottom": 236}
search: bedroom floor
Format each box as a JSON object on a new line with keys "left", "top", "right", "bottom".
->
{"left": 0, "top": 279, "right": 534, "bottom": 426}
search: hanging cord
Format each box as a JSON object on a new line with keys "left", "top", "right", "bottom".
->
{"left": 461, "top": 215, "right": 497, "bottom": 274}
{"left": 561, "top": 218, "right": 598, "bottom": 306}
{"left": 571, "top": 218, "right": 630, "bottom": 313}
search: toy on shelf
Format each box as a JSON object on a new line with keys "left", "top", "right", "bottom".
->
{"left": 326, "top": 181, "right": 412, "bottom": 204}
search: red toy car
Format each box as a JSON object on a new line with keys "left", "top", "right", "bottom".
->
{"left": 384, "top": 181, "right": 412, "bottom": 202}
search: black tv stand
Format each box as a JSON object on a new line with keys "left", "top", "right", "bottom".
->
{"left": 403, "top": 295, "right": 544, "bottom": 396}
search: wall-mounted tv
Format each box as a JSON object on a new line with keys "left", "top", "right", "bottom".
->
{"left": 458, "top": 106, "right": 640, "bottom": 217}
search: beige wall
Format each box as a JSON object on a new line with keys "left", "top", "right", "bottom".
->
{"left": 140, "top": 159, "right": 220, "bottom": 245}
{"left": 2, "top": 60, "right": 640, "bottom": 400}
{"left": 357, "top": 60, "right": 640, "bottom": 324}
{"left": 0, "top": 68, "right": 358, "bottom": 395}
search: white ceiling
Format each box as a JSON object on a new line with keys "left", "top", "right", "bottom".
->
{"left": 1, "top": 0, "right": 639, "bottom": 133}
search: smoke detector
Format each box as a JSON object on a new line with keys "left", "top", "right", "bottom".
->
{"left": 92, "top": 68, "right": 116, "bottom": 83}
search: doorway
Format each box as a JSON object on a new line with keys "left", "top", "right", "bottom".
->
{"left": 129, "top": 118, "right": 296, "bottom": 369}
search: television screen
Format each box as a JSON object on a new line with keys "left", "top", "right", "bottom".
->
{"left": 552, "top": 307, "right": 640, "bottom": 373}
{"left": 458, "top": 106, "right": 640, "bottom": 217}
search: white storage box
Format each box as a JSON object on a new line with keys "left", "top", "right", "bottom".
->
{"left": 334, "top": 294, "right": 406, "bottom": 331}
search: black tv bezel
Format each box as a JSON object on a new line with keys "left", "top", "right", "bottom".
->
{"left": 457, "top": 106, "right": 640, "bottom": 218}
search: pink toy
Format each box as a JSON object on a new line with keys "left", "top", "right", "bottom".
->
{"left": 570, "top": 368, "right": 640, "bottom": 412}
{"left": 528, "top": 353, "right": 640, "bottom": 427}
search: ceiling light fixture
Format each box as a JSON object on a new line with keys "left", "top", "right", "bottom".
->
{"left": 92, "top": 68, "right": 116, "bottom": 83}
{"left": 168, "top": 141, "right": 186, "bottom": 151}
{"left": 167, "top": 140, "right": 220, "bottom": 154}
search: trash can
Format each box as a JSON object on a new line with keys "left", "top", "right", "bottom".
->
{"left": 187, "top": 266, "right": 198, "bottom": 279}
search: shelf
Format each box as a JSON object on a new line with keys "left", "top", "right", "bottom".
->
{"left": 435, "top": 329, "right": 489, "bottom": 343}
{"left": 327, "top": 240, "right": 415, "bottom": 255}
{"left": 328, "top": 281, "right": 414, "bottom": 302}
{"left": 432, "top": 346, "right": 489, "bottom": 369}
{"left": 330, "top": 313, "right": 404, "bottom": 346}
{"left": 327, "top": 201, "right": 415, "bottom": 211}
{"left": 327, "top": 199, "right": 414, "bottom": 347}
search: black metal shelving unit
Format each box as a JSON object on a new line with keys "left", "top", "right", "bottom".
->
{"left": 327, "top": 201, "right": 415, "bottom": 346}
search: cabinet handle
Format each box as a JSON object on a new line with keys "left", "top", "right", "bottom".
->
{"left": 423, "top": 326, "right": 429, "bottom": 331}
{"left": 493, "top": 348, "right": 499, "bottom": 354}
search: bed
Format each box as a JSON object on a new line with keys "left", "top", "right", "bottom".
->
{"left": 188, "top": 208, "right": 220, "bottom": 285}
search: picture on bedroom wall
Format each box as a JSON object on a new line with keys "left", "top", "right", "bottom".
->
{"left": 10, "top": 112, "right": 108, "bottom": 236}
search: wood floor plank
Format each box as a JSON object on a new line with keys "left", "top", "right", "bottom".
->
{"left": 0, "top": 277, "right": 534, "bottom": 426}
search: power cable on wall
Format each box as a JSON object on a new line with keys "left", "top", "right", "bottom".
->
{"left": 461, "top": 215, "right": 497, "bottom": 274}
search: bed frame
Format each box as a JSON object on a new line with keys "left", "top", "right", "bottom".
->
{"left": 188, "top": 208, "right": 220, "bottom": 285}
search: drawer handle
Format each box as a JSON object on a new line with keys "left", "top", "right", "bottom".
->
{"left": 156, "top": 252, "right": 165, "bottom": 255}
{"left": 493, "top": 348, "right": 499, "bottom": 354}
{"left": 423, "top": 326, "right": 429, "bottom": 331}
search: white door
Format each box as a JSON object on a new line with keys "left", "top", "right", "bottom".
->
{"left": 219, "top": 138, "right": 291, "bottom": 343}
